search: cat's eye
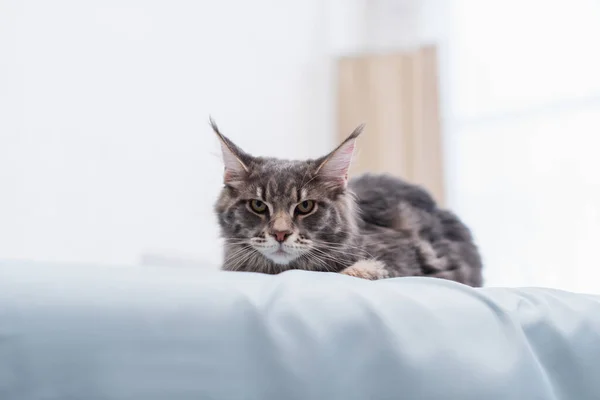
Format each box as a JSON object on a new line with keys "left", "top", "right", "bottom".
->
{"left": 296, "top": 200, "right": 315, "bottom": 215}
{"left": 249, "top": 199, "right": 267, "bottom": 214}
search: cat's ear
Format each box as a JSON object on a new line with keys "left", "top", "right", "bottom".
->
{"left": 210, "top": 117, "right": 252, "bottom": 185}
{"left": 315, "top": 124, "right": 364, "bottom": 187}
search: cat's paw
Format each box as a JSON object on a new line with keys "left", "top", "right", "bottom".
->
{"left": 340, "top": 260, "right": 389, "bottom": 280}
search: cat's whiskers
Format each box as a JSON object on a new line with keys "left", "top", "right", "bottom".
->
{"left": 224, "top": 242, "right": 253, "bottom": 253}
{"left": 224, "top": 242, "right": 251, "bottom": 249}
{"left": 316, "top": 240, "right": 369, "bottom": 252}
{"left": 319, "top": 248, "right": 374, "bottom": 262}
{"left": 225, "top": 246, "right": 252, "bottom": 263}
{"left": 314, "top": 241, "right": 375, "bottom": 259}
{"left": 229, "top": 248, "right": 259, "bottom": 272}
{"left": 294, "top": 236, "right": 372, "bottom": 265}
{"left": 300, "top": 252, "right": 331, "bottom": 272}
{"left": 308, "top": 247, "right": 351, "bottom": 270}
{"left": 224, "top": 244, "right": 260, "bottom": 271}
{"left": 239, "top": 253, "right": 260, "bottom": 272}
{"left": 307, "top": 250, "right": 350, "bottom": 272}
{"left": 225, "top": 253, "right": 250, "bottom": 271}
{"left": 306, "top": 254, "right": 329, "bottom": 272}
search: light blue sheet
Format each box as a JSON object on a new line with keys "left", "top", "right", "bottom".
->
{"left": 1, "top": 261, "right": 599, "bottom": 400}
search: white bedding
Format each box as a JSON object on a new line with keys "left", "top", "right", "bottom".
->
{"left": 1, "top": 261, "right": 599, "bottom": 399}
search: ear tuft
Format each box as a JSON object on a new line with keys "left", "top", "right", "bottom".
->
{"left": 209, "top": 117, "right": 250, "bottom": 184}
{"left": 315, "top": 124, "right": 364, "bottom": 186}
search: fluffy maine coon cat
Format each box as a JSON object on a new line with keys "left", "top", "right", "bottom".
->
{"left": 212, "top": 120, "right": 483, "bottom": 286}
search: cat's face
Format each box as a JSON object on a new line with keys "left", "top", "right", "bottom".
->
{"left": 213, "top": 120, "right": 363, "bottom": 270}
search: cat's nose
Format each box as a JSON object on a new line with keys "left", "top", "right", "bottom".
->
{"left": 270, "top": 230, "right": 292, "bottom": 243}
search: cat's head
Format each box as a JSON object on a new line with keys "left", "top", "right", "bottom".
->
{"left": 212, "top": 118, "right": 363, "bottom": 271}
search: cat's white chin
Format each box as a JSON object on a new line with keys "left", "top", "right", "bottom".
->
{"left": 263, "top": 251, "right": 298, "bottom": 265}
{"left": 252, "top": 241, "right": 307, "bottom": 265}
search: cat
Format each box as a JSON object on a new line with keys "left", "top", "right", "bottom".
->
{"left": 212, "top": 119, "right": 483, "bottom": 286}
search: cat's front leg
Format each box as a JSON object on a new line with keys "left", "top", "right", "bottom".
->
{"left": 340, "top": 260, "right": 389, "bottom": 280}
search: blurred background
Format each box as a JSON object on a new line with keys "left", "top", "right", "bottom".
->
{"left": 1, "top": 0, "right": 599, "bottom": 293}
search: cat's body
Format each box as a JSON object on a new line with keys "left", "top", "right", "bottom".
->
{"left": 212, "top": 121, "right": 483, "bottom": 286}
{"left": 348, "top": 174, "right": 482, "bottom": 285}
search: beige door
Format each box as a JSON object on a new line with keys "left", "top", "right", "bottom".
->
{"left": 337, "top": 46, "right": 445, "bottom": 205}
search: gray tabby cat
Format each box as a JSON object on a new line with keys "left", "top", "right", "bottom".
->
{"left": 212, "top": 120, "right": 482, "bottom": 286}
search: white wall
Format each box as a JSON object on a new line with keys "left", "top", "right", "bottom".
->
{"left": 444, "top": 0, "right": 600, "bottom": 293}
{"left": 0, "top": 0, "right": 341, "bottom": 266}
